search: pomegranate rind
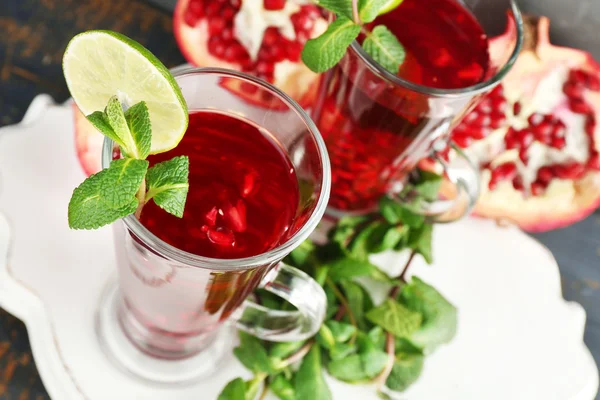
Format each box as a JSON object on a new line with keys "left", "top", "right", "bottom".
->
{"left": 72, "top": 103, "right": 103, "bottom": 176}
{"left": 173, "top": 0, "right": 325, "bottom": 108}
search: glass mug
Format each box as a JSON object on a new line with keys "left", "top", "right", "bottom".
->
{"left": 96, "top": 68, "right": 331, "bottom": 383}
{"left": 312, "top": 0, "right": 524, "bottom": 221}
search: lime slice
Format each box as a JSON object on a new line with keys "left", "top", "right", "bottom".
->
{"left": 378, "top": 0, "right": 404, "bottom": 15}
{"left": 63, "top": 30, "right": 188, "bottom": 154}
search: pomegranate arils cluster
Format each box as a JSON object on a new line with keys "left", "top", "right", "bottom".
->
{"left": 196, "top": 168, "right": 259, "bottom": 248}
{"left": 452, "top": 85, "right": 507, "bottom": 148}
{"left": 184, "top": 0, "right": 319, "bottom": 82}
{"left": 453, "top": 65, "right": 600, "bottom": 196}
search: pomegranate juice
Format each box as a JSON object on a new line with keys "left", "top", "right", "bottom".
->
{"left": 140, "top": 110, "right": 300, "bottom": 258}
{"left": 314, "top": 0, "right": 490, "bottom": 212}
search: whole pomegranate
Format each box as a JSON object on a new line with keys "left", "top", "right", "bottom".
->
{"left": 173, "top": 0, "right": 328, "bottom": 106}
{"left": 447, "top": 16, "right": 600, "bottom": 232}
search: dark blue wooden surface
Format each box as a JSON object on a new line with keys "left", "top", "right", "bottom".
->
{"left": 1, "top": 0, "right": 599, "bottom": 398}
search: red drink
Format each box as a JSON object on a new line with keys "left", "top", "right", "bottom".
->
{"left": 314, "top": 0, "right": 491, "bottom": 212}
{"left": 140, "top": 110, "right": 300, "bottom": 259}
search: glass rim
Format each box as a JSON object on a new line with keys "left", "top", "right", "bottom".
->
{"left": 349, "top": 0, "right": 524, "bottom": 97}
{"left": 102, "top": 67, "right": 331, "bottom": 271}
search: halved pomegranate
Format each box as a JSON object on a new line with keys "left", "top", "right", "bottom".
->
{"left": 73, "top": 104, "right": 104, "bottom": 176}
{"left": 446, "top": 16, "right": 600, "bottom": 232}
{"left": 173, "top": 0, "right": 328, "bottom": 107}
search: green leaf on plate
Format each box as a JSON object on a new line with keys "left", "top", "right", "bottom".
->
{"left": 295, "top": 346, "right": 332, "bottom": 400}
{"left": 366, "top": 299, "right": 422, "bottom": 338}
{"left": 401, "top": 277, "right": 457, "bottom": 352}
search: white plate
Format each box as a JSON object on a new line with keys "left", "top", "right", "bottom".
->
{"left": 0, "top": 95, "right": 597, "bottom": 400}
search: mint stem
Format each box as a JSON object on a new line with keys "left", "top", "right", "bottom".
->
{"left": 134, "top": 180, "right": 146, "bottom": 219}
{"left": 351, "top": 0, "right": 360, "bottom": 24}
{"left": 372, "top": 331, "right": 395, "bottom": 389}
{"left": 326, "top": 278, "right": 358, "bottom": 343}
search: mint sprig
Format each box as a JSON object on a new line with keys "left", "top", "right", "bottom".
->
{"left": 68, "top": 97, "right": 189, "bottom": 229}
{"left": 217, "top": 171, "right": 457, "bottom": 399}
{"left": 302, "top": 0, "right": 406, "bottom": 74}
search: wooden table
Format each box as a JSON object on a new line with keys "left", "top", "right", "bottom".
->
{"left": 1, "top": 0, "right": 599, "bottom": 399}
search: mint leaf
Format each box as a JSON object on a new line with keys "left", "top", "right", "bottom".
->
{"left": 359, "top": 0, "right": 403, "bottom": 23}
{"left": 315, "top": 0, "right": 354, "bottom": 20}
{"left": 414, "top": 170, "right": 442, "bottom": 202}
{"left": 366, "top": 299, "right": 422, "bottom": 338}
{"left": 327, "top": 354, "right": 366, "bottom": 382}
{"left": 218, "top": 378, "right": 246, "bottom": 400}
{"left": 401, "top": 277, "right": 457, "bottom": 352}
{"left": 295, "top": 346, "right": 332, "bottom": 400}
{"left": 326, "top": 320, "right": 357, "bottom": 343}
{"left": 86, "top": 111, "right": 125, "bottom": 148}
{"left": 317, "top": 324, "right": 336, "bottom": 349}
{"left": 363, "top": 25, "right": 406, "bottom": 73}
{"left": 385, "top": 352, "right": 424, "bottom": 392}
{"left": 270, "top": 375, "right": 295, "bottom": 400}
{"left": 302, "top": 17, "right": 361, "bottom": 73}
{"left": 339, "top": 280, "right": 369, "bottom": 330}
{"left": 233, "top": 332, "right": 274, "bottom": 374}
{"left": 330, "top": 342, "right": 357, "bottom": 361}
{"left": 124, "top": 101, "right": 152, "bottom": 160}
{"left": 68, "top": 161, "right": 145, "bottom": 229}
{"left": 145, "top": 156, "right": 189, "bottom": 218}
{"left": 270, "top": 341, "right": 305, "bottom": 359}
{"left": 105, "top": 96, "right": 134, "bottom": 154}
{"left": 408, "top": 224, "right": 433, "bottom": 263}
{"left": 327, "top": 258, "right": 377, "bottom": 282}
{"left": 101, "top": 159, "right": 148, "bottom": 209}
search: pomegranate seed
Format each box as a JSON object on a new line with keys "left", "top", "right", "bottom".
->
{"left": 469, "top": 126, "right": 490, "bottom": 140}
{"left": 551, "top": 137, "right": 566, "bottom": 149}
{"left": 473, "top": 114, "right": 491, "bottom": 127}
{"left": 518, "top": 131, "right": 534, "bottom": 148}
{"left": 464, "top": 111, "right": 479, "bottom": 124}
{"left": 553, "top": 124, "right": 566, "bottom": 138}
{"left": 263, "top": 27, "right": 279, "bottom": 46}
{"left": 223, "top": 200, "right": 247, "bottom": 233}
{"left": 221, "top": 28, "right": 233, "bottom": 41}
{"left": 207, "top": 227, "right": 235, "bottom": 247}
{"left": 585, "top": 116, "right": 596, "bottom": 136}
{"left": 519, "top": 148, "right": 529, "bottom": 163}
{"left": 240, "top": 81, "right": 258, "bottom": 95}
{"left": 563, "top": 81, "right": 584, "bottom": 99}
{"left": 587, "top": 73, "right": 600, "bottom": 91}
{"left": 537, "top": 166, "right": 554, "bottom": 184}
{"left": 184, "top": 12, "right": 199, "bottom": 27}
{"left": 285, "top": 42, "right": 303, "bottom": 62}
{"left": 512, "top": 176, "right": 524, "bottom": 191}
{"left": 528, "top": 113, "right": 544, "bottom": 126}
{"left": 452, "top": 135, "right": 472, "bottom": 148}
{"left": 264, "top": 0, "right": 285, "bottom": 10}
{"left": 205, "top": 206, "right": 218, "bottom": 226}
{"left": 222, "top": 7, "right": 235, "bottom": 20}
{"left": 489, "top": 113, "right": 505, "bottom": 129}
{"left": 491, "top": 162, "right": 517, "bottom": 182}
{"left": 513, "top": 101, "right": 522, "bottom": 116}
{"left": 209, "top": 18, "right": 226, "bottom": 35}
{"left": 569, "top": 99, "right": 592, "bottom": 114}
{"left": 490, "top": 84, "right": 504, "bottom": 97}
{"left": 231, "top": 0, "right": 240, "bottom": 7}
{"left": 505, "top": 135, "right": 519, "bottom": 149}
{"left": 256, "top": 61, "right": 274, "bottom": 75}
{"left": 224, "top": 44, "right": 246, "bottom": 63}
{"left": 269, "top": 44, "right": 286, "bottom": 62}
{"left": 530, "top": 181, "right": 546, "bottom": 196}
{"left": 477, "top": 98, "right": 492, "bottom": 114}
{"left": 553, "top": 163, "right": 586, "bottom": 179}
{"left": 208, "top": 37, "right": 226, "bottom": 57}
{"left": 206, "top": 2, "right": 221, "bottom": 16}
{"left": 491, "top": 97, "right": 508, "bottom": 112}
{"left": 587, "top": 152, "right": 600, "bottom": 170}
{"left": 241, "top": 171, "right": 258, "bottom": 197}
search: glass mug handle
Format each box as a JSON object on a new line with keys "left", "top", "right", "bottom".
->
{"left": 405, "top": 140, "right": 480, "bottom": 223}
{"left": 233, "top": 263, "right": 326, "bottom": 341}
